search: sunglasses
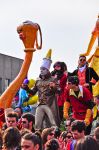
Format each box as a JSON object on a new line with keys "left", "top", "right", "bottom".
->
{"left": 79, "top": 59, "right": 86, "bottom": 62}
{"left": 22, "top": 121, "right": 27, "bottom": 124}
{"left": 66, "top": 135, "right": 72, "bottom": 139}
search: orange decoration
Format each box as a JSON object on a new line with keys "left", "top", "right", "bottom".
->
{"left": 0, "top": 21, "right": 42, "bottom": 109}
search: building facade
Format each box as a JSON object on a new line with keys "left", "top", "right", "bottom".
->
{"left": 0, "top": 53, "right": 23, "bottom": 95}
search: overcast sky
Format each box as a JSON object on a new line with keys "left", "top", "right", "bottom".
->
{"left": 0, "top": 0, "right": 99, "bottom": 79}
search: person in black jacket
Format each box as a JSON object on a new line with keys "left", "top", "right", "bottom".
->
{"left": 68, "top": 55, "right": 99, "bottom": 93}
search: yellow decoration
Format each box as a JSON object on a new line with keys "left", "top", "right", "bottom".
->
{"left": 28, "top": 79, "right": 36, "bottom": 89}
{"left": 80, "top": 15, "right": 99, "bottom": 96}
{"left": 23, "top": 95, "right": 38, "bottom": 106}
{"left": 63, "top": 101, "right": 70, "bottom": 119}
{"left": 0, "top": 21, "right": 42, "bottom": 109}
{"left": 46, "top": 49, "right": 52, "bottom": 59}
{"left": 93, "top": 105, "right": 98, "bottom": 119}
{"left": 92, "top": 81, "right": 99, "bottom": 97}
{"left": 84, "top": 109, "right": 92, "bottom": 126}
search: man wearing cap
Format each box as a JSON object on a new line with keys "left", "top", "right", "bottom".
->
{"left": 26, "top": 49, "right": 61, "bottom": 131}
{"left": 64, "top": 76, "right": 94, "bottom": 135}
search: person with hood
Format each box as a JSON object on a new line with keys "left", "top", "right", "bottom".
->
{"left": 51, "top": 61, "right": 67, "bottom": 121}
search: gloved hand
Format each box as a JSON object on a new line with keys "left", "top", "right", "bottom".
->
{"left": 84, "top": 118, "right": 90, "bottom": 126}
{"left": 64, "top": 112, "right": 69, "bottom": 119}
{"left": 63, "top": 101, "right": 70, "bottom": 119}
{"left": 84, "top": 109, "right": 92, "bottom": 126}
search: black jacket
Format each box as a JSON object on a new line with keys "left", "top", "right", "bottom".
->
{"left": 68, "top": 67, "right": 99, "bottom": 92}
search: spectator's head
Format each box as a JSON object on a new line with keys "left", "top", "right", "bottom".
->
{"left": 94, "top": 95, "right": 99, "bottom": 105}
{"left": 54, "top": 127, "right": 61, "bottom": 138}
{"left": 21, "top": 132, "right": 42, "bottom": 150}
{"left": 60, "top": 131, "right": 73, "bottom": 144}
{"left": 21, "top": 113, "right": 35, "bottom": 132}
{"left": 41, "top": 128, "right": 54, "bottom": 145}
{"left": 75, "top": 136, "right": 99, "bottom": 150}
{"left": 45, "top": 138, "right": 59, "bottom": 150}
{"left": 14, "top": 106, "right": 23, "bottom": 118}
{"left": 21, "top": 79, "right": 29, "bottom": 90}
{"left": 5, "top": 112, "right": 18, "bottom": 128}
{"left": 2, "top": 127, "right": 21, "bottom": 150}
{"left": 65, "top": 131, "right": 73, "bottom": 140}
{"left": 94, "top": 127, "right": 99, "bottom": 141}
{"left": 65, "top": 118, "right": 74, "bottom": 131}
{"left": 71, "top": 120, "right": 85, "bottom": 140}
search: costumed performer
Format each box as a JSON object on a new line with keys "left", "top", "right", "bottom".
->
{"left": 80, "top": 15, "right": 99, "bottom": 96}
{"left": 25, "top": 49, "right": 61, "bottom": 131}
{"left": 51, "top": 61, "right": 67, "bottom": 121}
{"left": 64, "top": 76, "right": 94, "bottom": 135}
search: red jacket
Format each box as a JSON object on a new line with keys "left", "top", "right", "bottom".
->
{"left": 65, "top": 86, "right": 93, "bottom": 120}
{"left": 57, "top": 73, "right": 67, "bottom": 106}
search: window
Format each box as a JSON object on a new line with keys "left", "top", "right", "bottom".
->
{"left": 4, "top": 79, "right": 11, "bottom": 90}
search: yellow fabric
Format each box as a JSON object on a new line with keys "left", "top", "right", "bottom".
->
{"left": 84, "top": 109, "right": 92, "bottom": 126}
{"left": 93, "top": 105, "right": 98, "bottom": 119}
{"left": 23, "top": 95, "right": 38, "bottom": 106}
{"left": 46, "top": 49, "right": 52, "bottom": 59}
{"left": 80, "top": 16, "right": 99, "bottom": 96}
{"left": 28, "top": 79, "right": 36, "bottom": 89}
{"left": 63, "top": 101, "right": 70, "bottom": 119}
{"left": 80, "top": 33, "right": 97, "bottom": 57}
{"left": 69, "top": 89, "right": 83, "bottom": 98}
{"left": 92, "top": 81, "right": 99, "bottom": 97}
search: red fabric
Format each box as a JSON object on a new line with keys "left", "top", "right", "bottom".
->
{"left": 65, "top": 87, "right": 93, "bottom": 120}
{"left": 57, "top": 73, "right": 67, "bottom": 106}
{"left": 78, "top": 69, "right": 86, "bottom": 85}
{"left": 66, "top": 141, "right": 71, "bottom": 150}
{"left": 0, "top": 108, "right": 5, "bottom": 122}
{"left": 0, "top": 121, "right": 3, "bottom": 128}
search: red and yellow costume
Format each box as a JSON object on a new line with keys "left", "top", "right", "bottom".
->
{"left": 64, "top": 86, "right": 93, "bottom": 125}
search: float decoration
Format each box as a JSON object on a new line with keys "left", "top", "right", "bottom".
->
{"left": 80, "top": 15, "right": 99, "bottom": 96}
{"left": 0, "top": 21, "right": 42, "bottom": 109}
